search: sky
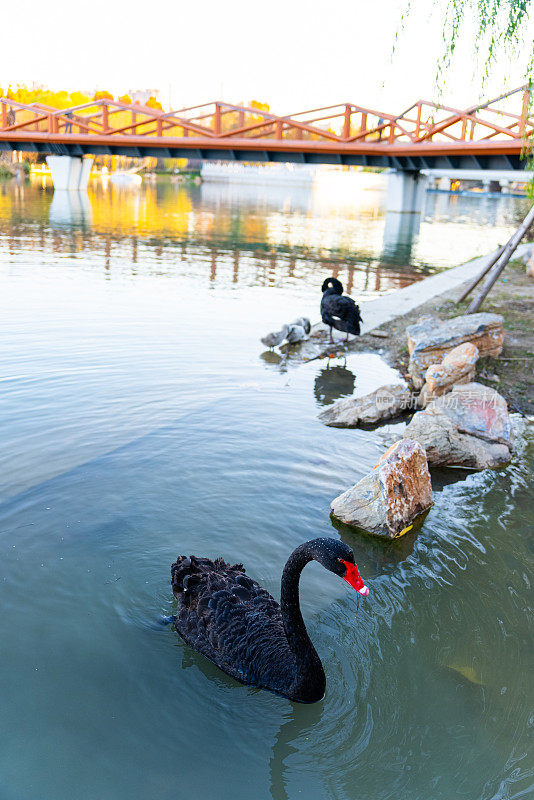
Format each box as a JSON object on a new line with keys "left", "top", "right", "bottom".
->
{"left": 2, "top": 0, "right": 533, "bottom": 113}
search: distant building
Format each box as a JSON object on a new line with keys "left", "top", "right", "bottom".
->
{"left": 127, "top": 89, "right": 161, "bottom": 106}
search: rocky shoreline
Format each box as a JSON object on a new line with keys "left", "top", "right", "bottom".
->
{"left": 262, "top": 253, "right": 533, "bottom": 539}
{"left": 270, "top": 256, "right": 532, "bottom": 416}
{"left": 345, "top": 257, "right": 534, "bottom": 417}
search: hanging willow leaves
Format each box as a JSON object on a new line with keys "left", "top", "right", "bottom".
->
{"left": 397, "top": 0, "right": 534, "bottom": 188}
{"left": 395, "top": 0, "right": 533, "bottom": 87}
{"left": 435, "top": 1, "right": 534, "bottom": 188}
{"left": 436, "top": 0, "right": 533, "bottom": 82}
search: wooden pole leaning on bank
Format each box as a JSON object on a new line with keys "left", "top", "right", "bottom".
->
{"left": 466, "top": 203, "right": 534, "bottom": 314}
{"left": 456, "top": 242, "right": 507, "bottom": 304}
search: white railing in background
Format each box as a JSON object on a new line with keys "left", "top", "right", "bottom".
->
{"left": 200, "top": 162, "right": 317, "bottom": 184}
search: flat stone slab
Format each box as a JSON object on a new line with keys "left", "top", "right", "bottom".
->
{"left": 318, "top": 383, "right": 411, "bottom": 427}
{"left": 330, "top": 439, "right": 433, "bottom": 538}
{"left": 276, "top": 322, "right": 354, "bottom": 363}
{"left": 406, "top": 313, "right": 504, "bottom": 386}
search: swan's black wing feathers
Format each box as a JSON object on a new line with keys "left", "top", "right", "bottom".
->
{"left": 171, "top": 555, "right": 295, "bottom": 692}
{"left": 321, "top": 292, "right": 362, "bottom": 335}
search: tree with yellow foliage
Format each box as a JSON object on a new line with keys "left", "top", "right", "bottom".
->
{"left": 2, "top": 85, "right": 94, "bottom": 109}
{"left": 146, "top": 96, "right": 163, "bottom": 111}
{"left": 93, "top": 90, "right": 114, "bottom": 102}
{"left": 249, "top": 100, "right": 270, "bottom": 114}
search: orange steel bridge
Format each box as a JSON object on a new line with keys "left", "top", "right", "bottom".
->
{"left": 1, "top": 86, "right": 532, "bottom": 171}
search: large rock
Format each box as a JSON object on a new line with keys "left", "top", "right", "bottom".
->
{"left": 406, "top": 313, "right": 504, "bottom": 387}
{"left": 404, "top": 382, "right": 513, "bottom": 469}
{"left": 318, "top": 383, "right": 411, "bottom": 427}
{"left": 404, "top": 408, "right": 512, "bottom": 470}
{"left": 419, "top": 342, "right": 479, "bottom": 406}
{"left": 330, "top": 439, "right": 433, "bottom": 538}
{"left": 434, "top": 382, "right": 513, "bottom": 448}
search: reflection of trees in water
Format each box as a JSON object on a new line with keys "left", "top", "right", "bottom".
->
{"left": 0, "top": 181, "right": 449, "bottom": 293}
{"left": 314, "top": 362, "right": 356, "bottom": 406}
{"left": 5, "top": 229, "right": 419, "bottom": 295}
{"left": 423, "top": 191, "right": 530, "bottom": 230}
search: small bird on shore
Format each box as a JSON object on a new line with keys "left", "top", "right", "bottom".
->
{"left": 261, "top": 325, "right": 289, "bottom": 349}
{"left": 286, "top": 323, "right": 307, "bottom": 344}
{"left": 320, "top": 278, "right": 362, "bottom": 341}
{"left": 292, "top": 317, "right": 311, "bottom": 335}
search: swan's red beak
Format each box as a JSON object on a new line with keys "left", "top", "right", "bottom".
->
{"left": 340, "top": 559, "right": 369, "bottom": 597}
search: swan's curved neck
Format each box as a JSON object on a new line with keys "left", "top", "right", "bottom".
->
{"left": 280, "top": 543, "right": 325, "bottom": 701}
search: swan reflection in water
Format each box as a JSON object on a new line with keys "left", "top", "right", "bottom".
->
{"left": 172, "top": 617, "right": 327, "bottom": 800}
{"left": 314, "top": 361, "right": 356, "bottom": 406}
{"left": 269, "top": 701, "right": 324, "bottom": 800}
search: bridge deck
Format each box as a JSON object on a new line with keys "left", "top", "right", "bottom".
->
{"left": 0, "top": 132, "right": 527, "bottom": 170}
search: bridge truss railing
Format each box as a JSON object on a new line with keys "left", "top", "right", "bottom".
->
{"left": 0, "top": 86, "right": 532, "bottom": 149}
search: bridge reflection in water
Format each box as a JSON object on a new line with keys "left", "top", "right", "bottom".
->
{"left": 0, "top": 175, "right": 528, "bottom": 298}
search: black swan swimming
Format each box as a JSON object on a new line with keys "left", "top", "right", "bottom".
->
{"left": 320, "top": 277, "right": 363, "bottom": 340}
{"left": 171, "top": 538, "right": 368, "bottom": 703}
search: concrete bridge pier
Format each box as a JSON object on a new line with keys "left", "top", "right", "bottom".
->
{"left": 386, "top": 170, "right": 427, "bottom": 213}
{"left": 46, "top": 156, "right": 94, "bottom": 191}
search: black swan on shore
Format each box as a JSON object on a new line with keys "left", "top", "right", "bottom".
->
{"left": 171, "top": 538, "right": 368, "bottom": 703}
{"left": 320, "top": 277, "right": 363, "bottom": 340}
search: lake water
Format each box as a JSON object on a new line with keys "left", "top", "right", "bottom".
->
{"left": 0, "top": 175, "right": 532, "bottom": 800}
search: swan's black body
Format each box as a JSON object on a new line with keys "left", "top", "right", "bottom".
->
{"left": 171, "top": 538, "right": 368, "bottom": 703}
{"left": 320, "top": 277, "right": 362, "bottom": 339}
